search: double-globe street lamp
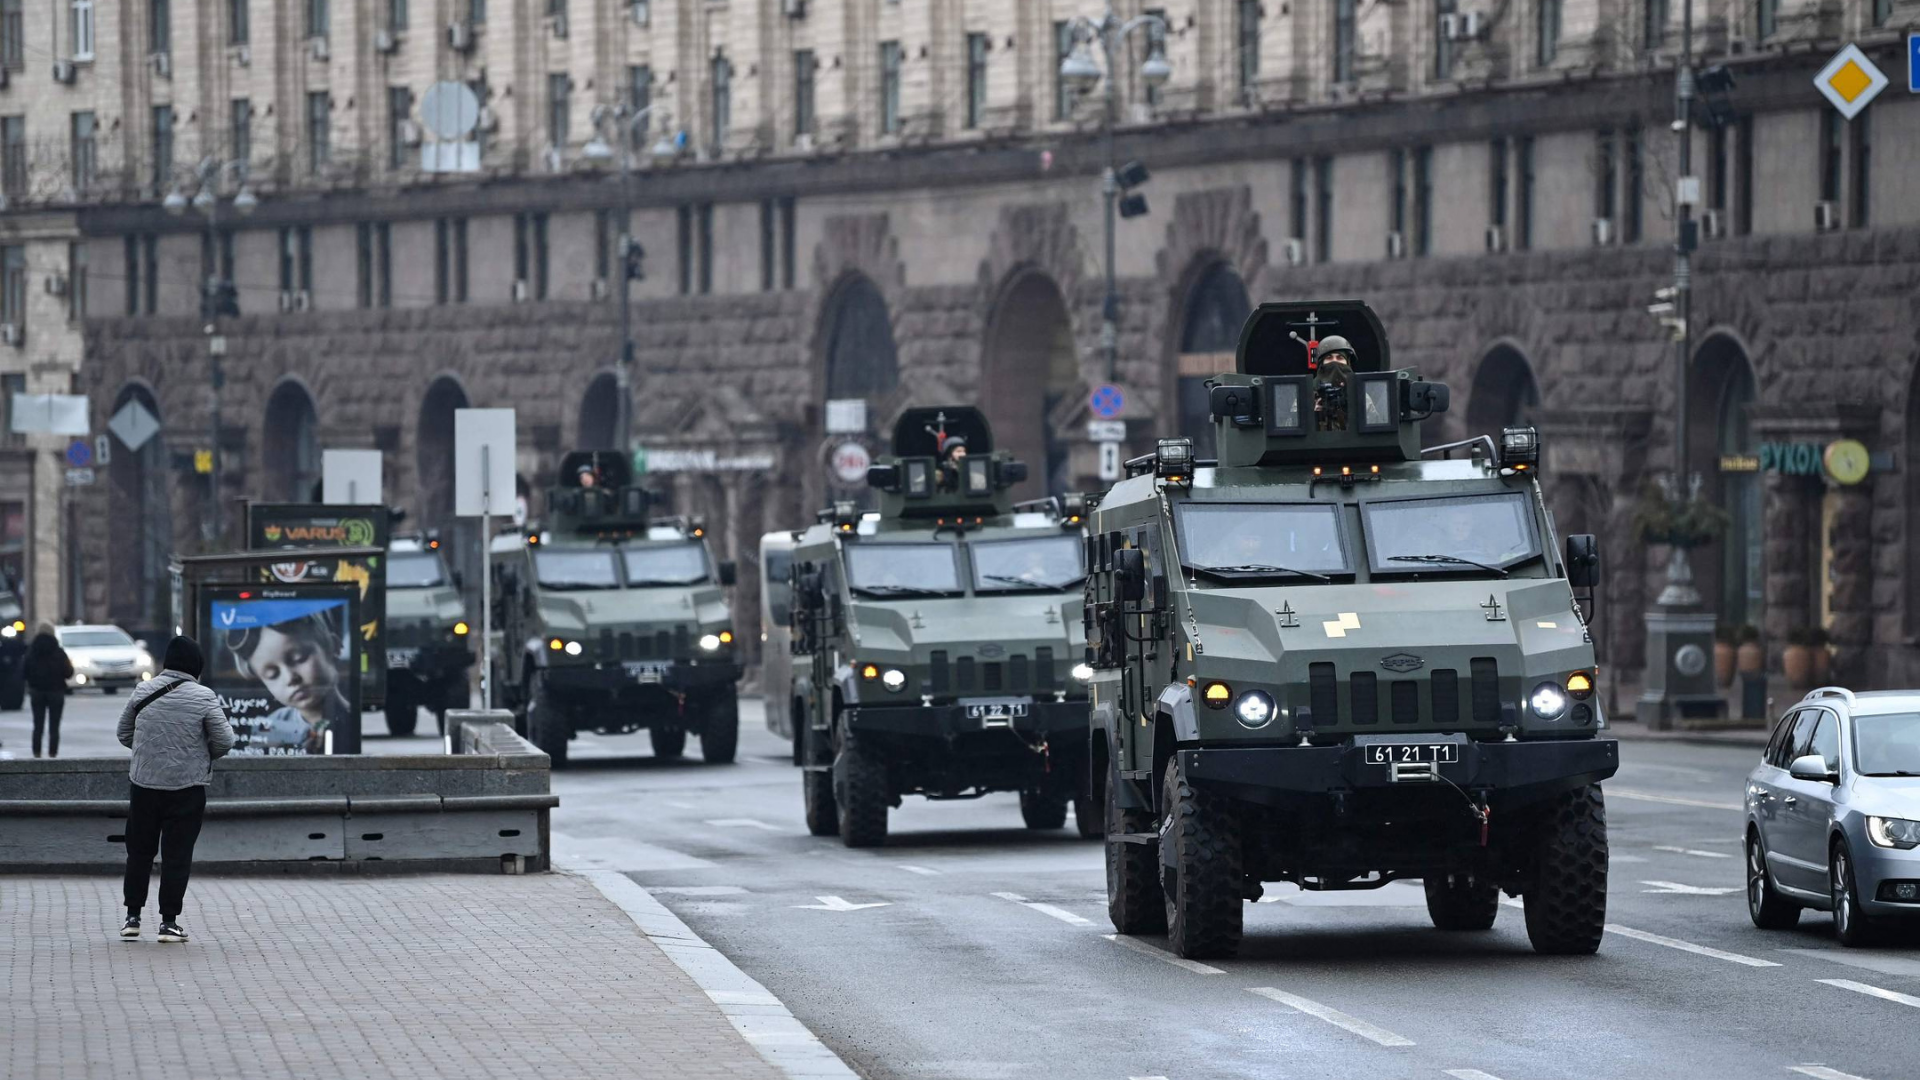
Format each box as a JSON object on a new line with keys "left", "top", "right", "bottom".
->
{"left": 1059, "top": 8, "right": 1172, "bottom": 383}
{"left": 164, "top": 157, "right": 257, "bottom": 547}
{"left": 583, "top": 105, "right": 683, "bottom": 456}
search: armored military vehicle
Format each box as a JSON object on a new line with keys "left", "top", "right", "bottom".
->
{"left": 383, "top": 533, "right": 474, "bottom": 736}
{"left": 1087, "top": 300, "right": 1618, "bottom": 959}
{"left": 788, "top": 407, "right": 1093, "bottom": 847}
{"left": 0, "top": 584, "right": 28, "bottom": 711}
{"left": 491, "top": 451, "right": 742, "bottom": 767}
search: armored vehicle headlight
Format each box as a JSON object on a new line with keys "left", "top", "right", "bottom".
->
{"left": 699, "top": 633, "right": 722, "bottom": 651}
{"left": 719, "top": 630, "right": 734, "bottom": 644}
{"left": 861, "top": 664, "right": 880, "bottom": 681}
{"left": 1233, "top": 690, "right": 1276, "bottom": 728}
{"left": 881, "top": 669, "right": 907, "bottom": 692}
{"left": 453, "top": 621, "right": 470, "bottom": 636}
{"left": 548, "top": 638, "right": 564, "bottom": 651}
{"left": 1529, "top": 681, "right": 1568, "bottom": 719}
{"left": 0, "top": 625, "right": 13, "bottom": 639}
{"left": 1867, "top": 817, "right": 1920, "bottom": 850}
{"left": 1566, "top": 671, "right": 1594, "bottom": 700}
{"left": 564, "top": 640, "right": 584, "bottom": 656}
{"left": 1071, "top": 662, "right": 1094, "bottom": 682}
{"left": 1203, "top": 682, "right": 1232, "bottom": 709}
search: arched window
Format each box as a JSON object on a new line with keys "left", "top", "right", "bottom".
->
{"left": 1688, "top": 335, "right": 1759, "bottom": 627}
{"left": 1466, "top": 346, "right": 1540, "bottom": 438}
{"left": 262, "top": 382, "right": 320, "bottom": 502}
{"left": 1175, "top": 262, "right": 1252, "bottom": 458}
{"left": 822, "top": 275, "right": 899, "bottom": 402}
{"left": 982, "top": 270, "right": 1077, "bottom": 497}
{"left": 417, "top": 376, "right": 469, "bottom": 524}
{"left": 578, "top": 372, "right": 619, "bottom": 452}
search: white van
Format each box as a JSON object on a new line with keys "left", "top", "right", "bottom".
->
{"left": 759, "top": 530, "right": 797, "bottom": 753}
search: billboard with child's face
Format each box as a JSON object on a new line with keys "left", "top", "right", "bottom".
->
{"left": 245, "top": 504, "right": 388, "bottom": 709}
{"left": 204, "top": 585, "right": 361, "bottom": 755}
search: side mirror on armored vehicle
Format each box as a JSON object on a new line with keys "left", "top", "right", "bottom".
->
{"left": 718, "top": 560, "right": 738, "bottom": 587}
{"left": 993, "top": 459, "right": 1028, "bottom": 490}
{"left": 1113, "top": 548, "right": 1147, "bottom": 604}
{"left": 1208, "top": 384, "right": 1262, "bottom": 428}
{"left": 1403, "top": 380, "right": 1450, "bottom": 416}
{"left": 1565, "top": 534, "right": 1600, "bottom": 588}
{"left": 867, "top": 464, "right": 901, "bottom": 492}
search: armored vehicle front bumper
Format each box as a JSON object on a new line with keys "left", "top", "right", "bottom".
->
{"left": 844, "top": 697, "right": 1090, "bottom": 797}
{"left": 847, "top": 697, "right": 1088, "bottom": 743}
{"left": 386, "top": 641, "right": 472, "bottom": 682}
{"left": 1179, "top": 735, "right": 1619, "bottom": 810}
{"left": 545, "top": 658, "right": 741, "bottom": 697}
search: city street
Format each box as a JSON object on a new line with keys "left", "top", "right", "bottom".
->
{"left": 9, "top": 694, "right": 1920, "bottom": 1080}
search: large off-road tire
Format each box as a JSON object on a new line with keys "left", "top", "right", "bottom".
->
{"left": 1746, "top": 829, "right": 1801, "bottom": 930}
{"left": 802, "top": 724, "right": 839, "bottom": 837}
{"left": 384, "top": 677, "right": 419, "bottom": 738}
{"left": 1020, "top": 790, "right": 1068, "bottom": 830}
{"left": 527, "top": 674, "right": 569, "bottom": 768}
{"left": 650, "top": 725, "right": 687, "bottom": 759}
{"left": 1159, "top": 756, "right": 1243, "bottom": 959}
{"left": 1831, "top": 839, "right": 1880, "bottom": 948}
{"left": 1424, "top": 874, "right": 1501, "bottom": 931}
{"left": 1522, "top": 784, "right": 1608, "bottom": 955}
{"left": 699, "top": 690, "right": 740, "bottom": 765}
{"left": 833, "top": 742, "right": 890, "bottom": 848}
{"left": 1106, "top": 768, "right": 1166, "bottom": 936}
{"left": 1073, "top": 795, "right": 1102, "bottom": 840}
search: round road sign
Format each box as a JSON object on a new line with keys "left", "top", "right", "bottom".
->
{"left": 1089, "top": 385, "right": 1125, "bottom": 419}
{"left": 65, "top": 439, "right": 92, "bottom": 468}
{"left": 419, "top": 81, "right": 482, "bottom": 140}
{"left": 831, "top": 442, "right": 873, "bottom": 485}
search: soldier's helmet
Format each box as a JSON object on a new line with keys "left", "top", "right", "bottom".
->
{"left": 1315, "top": 335, "right": 1357, "bottom": 366}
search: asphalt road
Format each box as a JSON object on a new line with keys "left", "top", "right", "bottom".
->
{"left": 16, "top": 693, "right": 1920, "bottom": 1080}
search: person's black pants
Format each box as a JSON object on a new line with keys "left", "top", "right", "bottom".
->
{"left": 29, "top": 692, "right": 64, "bottom": 757}
{"left": 122, "top": 784, "right": 208, "bottom": 920}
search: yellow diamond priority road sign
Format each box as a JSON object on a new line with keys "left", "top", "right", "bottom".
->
{"left": 1815, "top": 44, "right": 1888, "bottom": 120}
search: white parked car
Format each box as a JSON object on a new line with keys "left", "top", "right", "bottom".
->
{"left": 56, "top": 625, "right": 156, "bottom": 694}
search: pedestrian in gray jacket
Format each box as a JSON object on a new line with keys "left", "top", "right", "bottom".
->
{"left": 116, "top": 635, "right": 235, "bottom": 944}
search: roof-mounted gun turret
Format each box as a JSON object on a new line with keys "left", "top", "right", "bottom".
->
{"left": 1203, "top": 300, "right": 1450, "bottom": 468}
{"left": 543, "top": 450, "right": 657, "bottom": 536}
{"left": 859, "top": 406, "right": 1029, "bottom": 520}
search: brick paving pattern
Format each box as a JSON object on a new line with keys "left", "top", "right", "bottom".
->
{"left": 0, "top": 873, "right": 783, "bottom": 1080}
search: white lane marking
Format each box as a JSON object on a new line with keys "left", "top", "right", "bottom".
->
{"left": 1102, "top": 934, "right": 1225, "bottom": 975}
{"left": 1247, "top": 987, "right": 1415, "bottom": 1047}
{"left": 1612, "top": 854, "right": 1649, "bottom": 864}
{"left": 1640, "top": 880, "right": 1742, "bottom": 895}
{"left": 898, "top": 864, "right": 942, "bottom": 876}
{"left": 1608, "top": 788, "right": 1742, "bottom": 811}
{"left": 667, "top": 800, "right": 696, "bottom": 810}
{"left": 706, "top": 817, "right": 783, "bottom": 832}
{"left": 1817, "top": 979, "right": 1920, "bottom": 1010}
{"left": 1654, "top": 845, "right": 1734, "bottom": 859}
{"left": 794, "top": 895, "right": 891, "bottom": 912}
{"left": 1605, "top": 924, "right": 1781, "bottom": 967}
{"left": 652, "top": 885, "right": 750, "bottom": 896}
{"left": 993, "top": 891, "right": 1096, "bottom": 927}
{"left": 1789, "top": 1067, "right": 1876, "bottom": 1080}
{"left": 1446, "top": 1071, "right": 1509, "bottom": 1080}
{"left": 1778, "top": 948, "right": 1920, "bottom": 979}
{"left": 1127, "top": 1076, "right": 1172, "bottom": 1080}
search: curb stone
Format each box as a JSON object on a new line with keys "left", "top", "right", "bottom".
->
{"left": 572, "top": 866, "right": 861, "bottom": 1080}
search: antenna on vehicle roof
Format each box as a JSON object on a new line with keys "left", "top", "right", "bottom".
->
{"left": 1286, "top": 311, "right": 1337, "bottom": 371}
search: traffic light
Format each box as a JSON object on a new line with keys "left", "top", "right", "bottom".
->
{"left": 1115, "top": 160, "right": 1151, "bottom": 219}
{"left": 201, "top": 278, "right": 240, "bottom": 319}
{"left": 622, "top": 237, "right": 646, "bottom": 282}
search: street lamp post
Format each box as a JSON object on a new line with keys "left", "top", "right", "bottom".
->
{"left": 584, "top": 106, "right": 682, "bottom": 457}
{"left": 1060, "top": 9, "right": 1171, "bottom": 384}
{"left": 164, "top": 157, "right": 257, "bottom": 549}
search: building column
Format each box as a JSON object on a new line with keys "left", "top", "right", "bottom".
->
{"left": 1827, "top": 480, "right": 1875, "bottom": 685}
{"left": 1761, "top": 471, "right": 1814, "bottom": 670}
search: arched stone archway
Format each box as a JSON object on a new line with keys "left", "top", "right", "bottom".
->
{"left": 983, "top": 270, "right": 1077, "bottom": 499}
{"left": 1173, "top": 261, "right": 1252, "bottom": 458}
{"left": 107, "top": 385, "right": 171, "bottom": 631}
{"left": 821, "top": 273, "right": 899, "bottom": 403}
{"left": 417, "top": 377, "right": 469, "bottom": 525}
{"left": 1689, "top": 334, "right": 1760, "bottom": 627}
{"left": 262, "top": 381, "right": 320, "bottom": 502}
{"left": 579, "top": 372, "right": 619, "bottom": 452}
{"left": 1465, "top": 345, "right": 1540, "bottom": 439}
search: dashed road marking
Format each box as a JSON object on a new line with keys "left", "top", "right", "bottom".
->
{"left": 652, "top": 885, "right": 750, "bottom": 896}
{"left": 706, "top": 818, "right": 784, "bottom": 832}
{"left": 1790, "top": 1066, "right": 1876, "bottom": 1080}
{"left": 1445, "top": 1071, "right": 1509, "bottom": 1080}
{"left": 1817, "top": 979, "right": 1920, "bottom": 1010}
{"left": 1609, "top": 788, "right": 1742, "bottom": 811}
{"left": 993, "top": 891, "right": 1096, "bottom": 927}
{"left": 794, "top": 896, "right": 891, "bottom": 912}
{"left": 1247, "top": 987, "right": 1415, "bottom": 1047}
{"left": 1127, "top": 1075, "right": 1172, "bottom": 1080}
{"left": 1654, "top": 845, "right": 1734, "bottom": 859}
{"left": 1640, "top": 880, "right": 1742, "bottom": 895}
{"left": 1102, "top": 934, "right": 1225, "bottom": 975}
{"left": 898, "top": 864, "right": 942, "bottom": 876}
{"left": 666, "top": 800, "right": 696, "bottom": 810}
{"left": 1605, "top": 924, "right": 1781, "bottom": 967}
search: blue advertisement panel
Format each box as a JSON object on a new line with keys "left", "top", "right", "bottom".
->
{"left": 204, "top": 585, "right": 361, "bottom": 755}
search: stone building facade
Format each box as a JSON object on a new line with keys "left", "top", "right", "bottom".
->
{"left": 2, "top": 0, "right": 1918, "bottom": 689}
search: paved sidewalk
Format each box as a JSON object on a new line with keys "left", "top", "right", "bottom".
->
{"left": 1, "top": 873, "right": 785, "bottom": 1080}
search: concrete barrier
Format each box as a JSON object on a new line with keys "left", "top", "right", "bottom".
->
{"left": 0, "top": 709, "right": 554, "bottom": 874}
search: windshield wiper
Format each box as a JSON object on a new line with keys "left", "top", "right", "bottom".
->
{"left": 1863, "top": 770, "right": 1920, "bottom": 777}
{"left": 981, "top": 574, "right": 1081, "bottom": 591}
{"left": 1194, "top": 563, "right": 1331, "bottom": 583}
{"left": 627, "top": 578, "right": 707, "bottom": 587}
{"left": 1387, "top": 554, "right": 1509, "bottom": 578}
{"left": 852, "top": 584, "right": 954, "bottom": 597}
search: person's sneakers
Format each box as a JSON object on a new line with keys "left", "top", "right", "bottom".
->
{"left": 156, "top": 921, "right": 188, "bottom": 944}
{"left": 119, "top": 916, "right": 141, "bottom": 939}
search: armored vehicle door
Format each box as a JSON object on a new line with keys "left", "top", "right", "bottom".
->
{"left": 1090, "top": 524, "right": 1168, "bottom": 776}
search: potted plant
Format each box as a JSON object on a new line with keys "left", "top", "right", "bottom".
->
{"left": 1782, "top": 626, "right": 1814, "bottom": 690}
{"left": 1808, "top": 625, "right": 1832, "bottom": 685}
{"left": 1735, "top": 624, "right": 1764, "bottom": 677}
{"left": 1713, "top": 624, "right": 1737, "bottom": 687}
{"left": 1631, "top": 482, "right": 1732, "bottom": 549}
